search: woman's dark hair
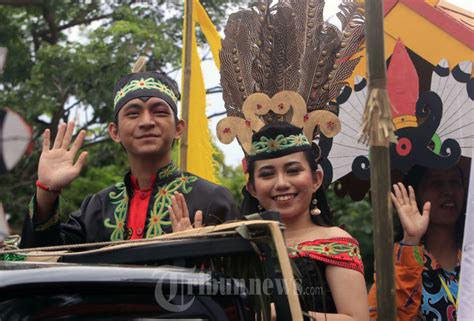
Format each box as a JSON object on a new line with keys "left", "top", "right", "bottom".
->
{"left": 403, "top": 165, "right": 467, "bottom": 248}
{"left": 243, "top": 148, "right": 334, "bottom": 227}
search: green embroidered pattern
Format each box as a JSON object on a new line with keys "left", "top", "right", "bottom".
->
{"left": 249, "top": 133, "right": 310, "bottom": 156}
{"left": 104, "top": 182, "right": 129, "bottom": 241}
{"left": 0, "top": 253, "right": 26, "bottom": 261}
{"left": 158, "top": 162, "right": 178, "bottom": 179}
{"left": 146, "top": 174, "right": 198, "bottom": 238}
{"left": 113, "top": 77, "right": 178, "bottom": 108}
{"left": 288, "top": 241, "right": 362, "bottom": 261}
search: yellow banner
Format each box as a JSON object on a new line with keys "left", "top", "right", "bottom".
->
{"left": 181, "top": 0, "right": 222, "bottom": 182}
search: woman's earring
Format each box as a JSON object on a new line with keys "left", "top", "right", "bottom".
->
{"left": 310, "top": 198, "right": 321, "bottom": 216}
{"left": 257, "top": 203, "right": 263, "bottom": 213}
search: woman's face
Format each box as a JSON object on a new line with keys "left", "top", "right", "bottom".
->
{"left": 248, "top": 152, "right": 322, "bottom": 221}
{"left": 418, "top": 167, "right": 465, "bottom": 226}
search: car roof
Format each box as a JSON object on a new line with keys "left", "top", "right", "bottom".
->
{"left": 0, "top": 261, "right": 212, "bottom": 287}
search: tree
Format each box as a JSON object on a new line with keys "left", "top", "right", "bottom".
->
{"left": 0, "top": 0, "right": 239, "bottom": 231}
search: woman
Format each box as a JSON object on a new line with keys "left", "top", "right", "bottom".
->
{"left": 368, "top": 164, "right": 467, "bottom": 320}
{"left": 170, "top": 122, "right": 369, "bottom": 319}
{"left": 243, "top": 122, "right": 369, "bottom": 320}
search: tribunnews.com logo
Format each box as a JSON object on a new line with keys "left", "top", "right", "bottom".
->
{"left": 153, "top": 271, "right": 324, "bottom": 312}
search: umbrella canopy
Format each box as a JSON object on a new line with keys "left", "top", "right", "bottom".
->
{"left": 348, "top": 0, "right": 473, "bottom": 87}
{"left": 327, "top": 40, "right": 473, "bottom": 200}
{"left": 0, "top": 48, "right": 33, "bottom": 175}
{"left": 0, "top": 108, "right": 32, "bottom": 175}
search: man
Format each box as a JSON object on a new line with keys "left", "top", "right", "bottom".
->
{"left": 21, "top": 71, "right": 239, "bottom": 247}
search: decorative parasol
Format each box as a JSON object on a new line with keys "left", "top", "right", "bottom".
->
{"left": 328, "top": 40, "right": 473, "bottom": 200}
{"left": 0, "top": 48, "right": 33, "bottom": 175}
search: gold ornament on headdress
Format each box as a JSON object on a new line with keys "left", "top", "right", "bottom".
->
{"left": 216, "top": 0, "right": 365, "bottom": 155}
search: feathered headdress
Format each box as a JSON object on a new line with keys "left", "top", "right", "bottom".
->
{"left": 216, "top": 0, "right": 365, "bottom": 159}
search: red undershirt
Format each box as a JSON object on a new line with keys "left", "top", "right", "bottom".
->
{"left": 126, "top": 175, "right": 156, "bottom": 239}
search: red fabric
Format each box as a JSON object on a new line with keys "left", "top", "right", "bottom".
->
{"left": 288, "top": 237, "right": 364, "bottom": 274}
{"left": 126, "top": 175, "right": 156, "bottom": 239}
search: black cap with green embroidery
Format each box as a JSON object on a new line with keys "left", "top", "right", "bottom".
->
{"left": 112, "top": 71, "right": 180, "bottom": 118}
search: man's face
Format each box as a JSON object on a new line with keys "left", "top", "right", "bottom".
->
{"left": 108, "top": 97, "right": 184, "bottom": 159}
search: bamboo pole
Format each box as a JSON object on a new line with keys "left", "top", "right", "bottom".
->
{"left": 361, "top": 1, "right": 397, "bottom": 320}
{"left": 180, "top": 0, "right": 193, "bottom": 172}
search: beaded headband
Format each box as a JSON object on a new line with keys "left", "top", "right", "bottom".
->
{"left": 112, "top": 71, "right": 179, "bottom": 117}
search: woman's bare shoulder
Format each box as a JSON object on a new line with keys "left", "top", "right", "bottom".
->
{"left": 307, "top": 226, "right": 354, "bottom": 240}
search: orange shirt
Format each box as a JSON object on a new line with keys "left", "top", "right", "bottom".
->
{"left": 368, "top": 243, "right": 461, "bottom": 321}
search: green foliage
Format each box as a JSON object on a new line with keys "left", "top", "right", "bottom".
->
{"left": 0, "top": 0, "right": 237, "bottom": 231}
{"left": 220, "top": 164, "right": 246, "bottom": 207}
{"left": 327, "top": 185, "right": 375, "bottom": 284}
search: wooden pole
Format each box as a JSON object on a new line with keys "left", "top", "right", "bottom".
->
{"left": 362, "top": 1, "right": 397, "bottom": 320}
{"left": 180, "top": 0, "right": 193, "bottom": 172}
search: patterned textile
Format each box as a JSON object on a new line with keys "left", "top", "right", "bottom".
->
{"left": 112, "top": 71, "right": 179, "bottom": 116}
{"left": 246, "top": 123, "right": 315, "bottom": 163}
{"left": 421, "top": 248, "right": 460, "bottom": 321}
{"left": 20, "top": 162, "right": 239, "bottom": 247}
{"left": 113, "top": 77, "right": 178, "bottom": 109}
{"left": 288, "top": 237, "right": 364, "bottom": 274}
{"left": 0, "top": 253, "right": 26, "bottom": 261}
{"left": 249, "top": 133, "right": 311, "bottom": 156}
{"left": 288, "top": 237, "right": 364, "bottom": 313}
{"left": 368, "top": 243, "right": 461, "bottom": 321}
